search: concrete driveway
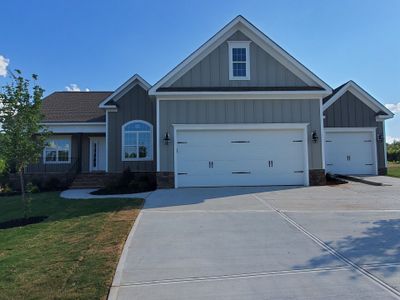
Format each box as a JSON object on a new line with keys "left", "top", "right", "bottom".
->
{"left": 110, "top": 177, "right": 400, "bottom": 299}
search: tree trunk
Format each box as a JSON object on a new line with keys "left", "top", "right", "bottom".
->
{"left": 19, "top": 169, "right": 27, "bottom": 219}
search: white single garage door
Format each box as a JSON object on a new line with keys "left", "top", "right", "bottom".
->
{"left": 325, "top": 129, "right": 377, "bottom": 175}
{"left": 175, "top": 126, "right": 308, "bottom": 187}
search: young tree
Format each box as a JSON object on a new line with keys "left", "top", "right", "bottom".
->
{"left": 0, "top": 70, "right": 49, "bottom": 218}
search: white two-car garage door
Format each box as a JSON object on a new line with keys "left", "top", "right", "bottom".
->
{"left": 325, "top": 129, "right": 377, "bottom": 175}
{"left": 174, "top": 125, "right": 309, "bottom": 187}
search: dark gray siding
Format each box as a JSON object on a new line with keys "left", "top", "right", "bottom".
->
{"left": 159, "top": 99, "right": 323, "bottom": 171}
{"left": 324, "top": 91, "right": 377, "bottom": 127}
{"left": 168, "top": 31, "right": 307, "bottom": 88}
{"left": 26, "top": 134, "right": 80, "bottom": 173}
{"left": 108, "top": 84, "right": 156, "bottom": 172}
{"left": 324, "top": 91, "right": 385, "bottom": 170}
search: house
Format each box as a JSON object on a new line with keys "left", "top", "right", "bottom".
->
{"left": 30, "top": 15, "right": 394, "bottom": 188}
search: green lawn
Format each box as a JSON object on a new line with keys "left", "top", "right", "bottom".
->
{"left": 388, "top": 162, "right": 400, "bottom": 178}
{"left": 0, "top": 192, "right": 143, "bottom": 300}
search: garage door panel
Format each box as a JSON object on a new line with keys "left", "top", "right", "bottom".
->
{"left": 176, "top": 128, "right": 307, "bottom": 187}
{"left": 325, "top": 131, "right": 376, "bottom": 175}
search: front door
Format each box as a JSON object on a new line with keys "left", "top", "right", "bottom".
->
{"left": 90, "top": 137, "right": 106, "bottom": 172}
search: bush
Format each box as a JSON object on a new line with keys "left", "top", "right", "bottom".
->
{"left": 26, "top": 182, "right": 40, "bottom": 193}
{"left": 43, "top": 177, "right": 61, "bottom": 191}
{"left": 91, "top": 170, "right": 156, "bottom": 195}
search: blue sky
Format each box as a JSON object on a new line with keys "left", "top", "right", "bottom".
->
{"left": 1, "top": 0, "right": 399, "bottom": 140}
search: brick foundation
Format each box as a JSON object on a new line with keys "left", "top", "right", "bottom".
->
{"left": 378, "top": 168, "right": 387, "bottom": 175}
{"left": 156, "top": 172, "right": 175, "bottom": 189}
{"left": 309, "top": 169, "right": 326, "bottom": 186}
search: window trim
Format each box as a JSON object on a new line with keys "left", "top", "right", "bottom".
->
{"left": 43, "top": 135, "right": 72, "bottom": 164}
{"left": 121, "top": 120, "right": 153, "bottom": 161}
{"left": 228, "top": 41, "right": 251, "bottom": 80}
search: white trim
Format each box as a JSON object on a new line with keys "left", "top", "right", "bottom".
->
{"left": 324, "top": 127, "right": 377, "bottom": 133}
{"left": 43, "top": 135, "right": 72, "bottom": 164}
{"left": 172, "top": 123, "right": 310, "bottom": 187}
{"left": 324, "top": 127, "right": 378, "bottom": 175}
{"left": 121, "top": 120, "right": 154, "bottom": 161}
{"left": 41, "top": 122, "right": 105, "bottom": 133}
{"left": 228, "top": 41, "right": 251, "bottom": 80}
{"left": 156, "top": 99, "right": 160, "bottom": 172}
{"left": 105, "top": 111, "right": 109, "bottom": 172}
{"left": 149, "top": 15, "right": 331, "bottom": 95}
{"left": 99, "top": 74, "right": 151, "bottom": 108}
{"left": 173, "top": 123, "right": 309, "bottom": 131}
{"left": 156, "top": 91, "right": 329, "bottom": 101}
{"left": 323, "top": 81, "right": 394, "bottom": 118}
{"left": 319, "top": 98, "right": 326, "bottom": 170}
{"left": 382, "top": 121, "right": 388, "bottom": 168}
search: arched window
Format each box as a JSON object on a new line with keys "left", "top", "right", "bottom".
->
{"left": 122, "top": 120, "right": 153, "bottom": 161}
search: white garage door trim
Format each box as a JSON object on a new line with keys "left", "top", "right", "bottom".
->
{"left": 173, "top": 123, "right": 310, "bottom": 188}
{"left": 324, "top": 127, "right": 378, "bottom": 175}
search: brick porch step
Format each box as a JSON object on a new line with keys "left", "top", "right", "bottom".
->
{"left": 69, "top": 173, "right": 109, "bottom": 189}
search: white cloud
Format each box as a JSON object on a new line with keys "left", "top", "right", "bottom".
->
{"left": 0, "top": 55, "right": 10, "bottom": 77}
{"left": 387, "top": 136, "right": 400, "bottom": 144}
{"left": 65, "top": 84, "right": 90, "bottom": 92}
{"left": 385, "top": 102, "right": 400, "bottom": 113}
{"left": 65, "top": 83, "right": 81, "bottom": 91}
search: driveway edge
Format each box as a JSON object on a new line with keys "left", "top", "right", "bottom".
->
{"left": 108, "top": 211, "right": 144, "bottom": 300}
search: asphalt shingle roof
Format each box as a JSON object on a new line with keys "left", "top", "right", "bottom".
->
{"left": 41, "top": 91, "right": 112, "bottom": 123}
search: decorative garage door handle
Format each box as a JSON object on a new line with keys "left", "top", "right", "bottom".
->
{"left": 231, "top": 140, "right": 250, "bottom": 143}
{"left": 232, "top": 171, "right": 251, "bottom": 174}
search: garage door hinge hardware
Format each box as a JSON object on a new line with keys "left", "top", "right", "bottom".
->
{"left": 364, "top": 140, "right": 372, "bottom": 143}
{"left": 292, "top": 140, "right": 303, "bottom": 143}
{"left": 268, "top": 160, "right": 274, "bottom": 167}
{"left": 365, "top": 163, "right": 373, "bottom": 166}
{"left": 326, "top": 140, "right": 332, "bottom": 142}
{"left": 231, "top": 140, "right": 250, "bottom": 143}
{"left": 177, "top": 141, "right": 187, "bottom": 144}
{"left": 208, "top": 161, "right": 214, "bottom": 168}
{"left": 327, "top": 164, "right": 333, "bottom": 166}
{"left": 232, "top": 171, "right": 251, "bottom": 174}
{"left": 294, "top": 171, "right": 304, "bottom": 173}
{"left": 178, "top": 172, "right": 188, "bottom": 175}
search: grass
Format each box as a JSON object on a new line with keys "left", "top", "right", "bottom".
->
{"left": 388, "top": 162, "right": 400, "bottom": 178}
{"left": 0, "top": 192, "right": 143, "bottom": 300}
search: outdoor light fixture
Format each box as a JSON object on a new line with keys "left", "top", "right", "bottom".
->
{"left": 311, "top": 131, "right": 319, "bottom": 143}
{"left": 163, "top": 132, "right": 171, "bottom": 145}
{"left": 377, "top": 133, "right": 384, "bottom": 143}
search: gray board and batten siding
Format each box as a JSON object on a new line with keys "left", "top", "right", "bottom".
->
{"left": 158, "top": 98, "right": 323, "bottom": 172}
{"left": 107, "top": 82, "right": 156, "bottom": 173}
{"left": 324, "top": 90, "right": 385, "bottom": 171}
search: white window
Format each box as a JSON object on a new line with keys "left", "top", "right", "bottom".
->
{"left": 228, "top": 41, "right": 250, "bottom": 80}
{"left": 122, "top": 120, "right": 153, "bottom": 161}
{"left": 43, "top": 136, "right": 71, "bottom": 164}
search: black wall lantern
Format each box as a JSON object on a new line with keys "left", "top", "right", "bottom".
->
{"left": 311, "top": 131, "right": 319, "bottom": 143}
{"left": 377, "top": 133, "right": 384, "bottom": 143}
{"left": 163, "top": 131, "right": 171, "bottom": 145}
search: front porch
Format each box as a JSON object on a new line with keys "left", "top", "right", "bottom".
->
{"left": 22, "top": 133, "right": 107, "bottom": 188}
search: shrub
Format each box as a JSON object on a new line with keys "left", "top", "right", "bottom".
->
{"left": 44, "top": 177, "right": 61, "bottom": 191}
{"left": 26, "top": 182, "right": 40, "bottom": 193}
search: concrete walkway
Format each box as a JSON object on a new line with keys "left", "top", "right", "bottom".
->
{"left": 60, "top": 188, "right": 152, "bottom": 199}
{"left": 109, "top": 179, "right": 400, "bottom": 300}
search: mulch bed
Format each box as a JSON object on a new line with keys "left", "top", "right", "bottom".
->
{"left": 0, "top": 216, "right": 48, "bottom": 229}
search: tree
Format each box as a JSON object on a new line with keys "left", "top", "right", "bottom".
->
{"left": 387, "top": 141, "right": 400, "bottom": 162}
{"left": 0, "top": 70, "right": 49, "bottom": 218}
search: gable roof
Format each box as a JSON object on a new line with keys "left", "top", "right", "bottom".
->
{"left": 41, "top": 92, "right": 112, "bottom": 123}
{"left": 323, "top": 80, "right": 394, "bottom": 119}
{"left": 149, "top": 15, "right": 332, "bottom": 95}
{"left": 99, "top": 74, "right": 151, "bottom": 108}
